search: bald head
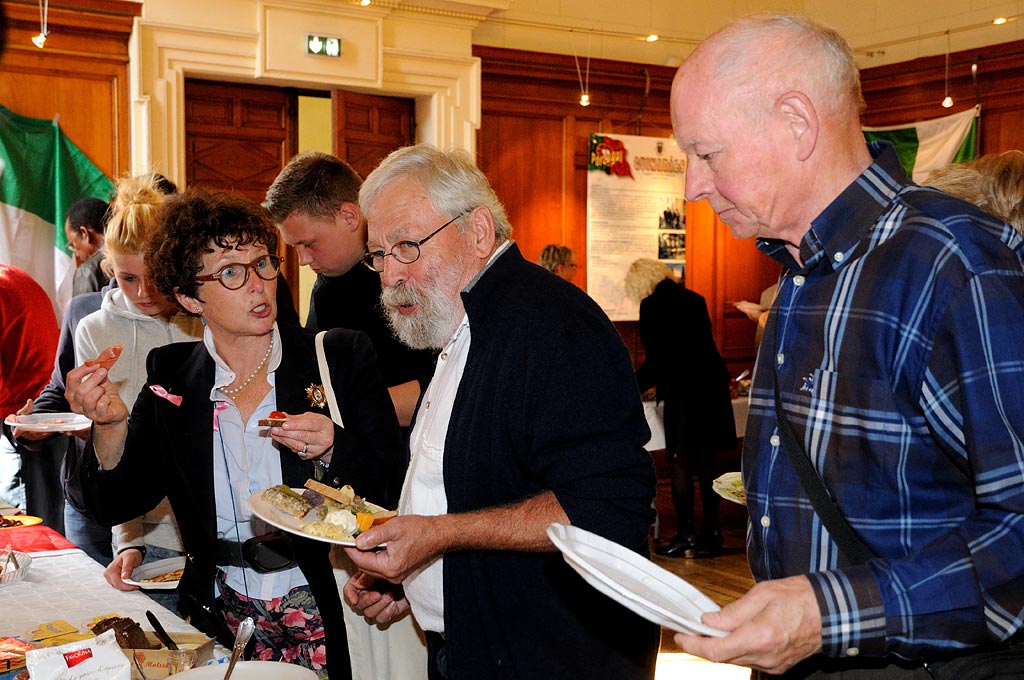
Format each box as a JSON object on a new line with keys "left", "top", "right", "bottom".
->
{"left": 691, "top": 13, "right": 864, "bottom": 121}
{"left": 671, "top": 12, "right": 872, "bottom": 250}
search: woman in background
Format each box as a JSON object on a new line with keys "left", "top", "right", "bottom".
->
{"left": 74, "top": 174, "right": 202, "bottom": 603}
{"left": 537, "top": 244, "right": 577, "bottom": 282}
{"left": 625, "top": 258, "right": 735, "bottom": 558}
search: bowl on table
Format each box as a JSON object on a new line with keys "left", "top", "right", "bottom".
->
{"left": 0, "top": 549, "right": 31, "bottom": 587}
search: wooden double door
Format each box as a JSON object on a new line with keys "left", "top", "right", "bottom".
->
{"left": 183, "top": 79, "right": 414, "bottom": 304}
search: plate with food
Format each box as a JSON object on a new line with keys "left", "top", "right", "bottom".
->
{"left": 712, "top": 472, "right": 746, "bottom": 505}
{"left": 547, "top": 523, "right": 727, "bottom": 637}
{"left": 123, "top": 556, "right": 186, "bottom": 590}
{"left": 0, "top": 515, "right": 43, "bottom": 530}
{"left": 247, "top": 480, "right": 397, "bottom": 547}
{"left": 3, "top": 413, "right": 91, "bottom": 433}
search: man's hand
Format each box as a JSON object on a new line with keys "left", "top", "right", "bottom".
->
{"left": 104, "top": 549, "right": 143, "bottom": 591}
{"left": 673, "top": 575, "right": 822, "bottom": 675}
{"left": 343, "top": 514, "right": 447, "bottom": 584}
{"left": 343, "top": 570, "right": 411, "bottom": 627}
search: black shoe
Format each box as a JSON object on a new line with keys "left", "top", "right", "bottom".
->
{"left": 654, "top": 534, "right": 697, "bottom": 558}
{"left": 689, "top": 530, "right": 723, "bottom": 559}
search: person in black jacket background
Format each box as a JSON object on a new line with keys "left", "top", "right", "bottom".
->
{"left": 625, "top": 258, "right": 736, "bottom": 558}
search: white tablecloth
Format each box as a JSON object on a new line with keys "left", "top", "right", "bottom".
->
{"left": 643, "top": 397, "right": 750, "bottom": 452}
{"left": 0, "top": 550, "right": 193, "bottom": 639}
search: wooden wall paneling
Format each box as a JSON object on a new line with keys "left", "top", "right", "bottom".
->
{"left": 478, "top": 112, "right": 567, "bottom": 268}
{"left": 476, "top": 45, "right": 775, "bottom": 371}
{"left": 0, "top": 0, "right": 139, "bottom": 180}
{"left": 184, "top": 79, "right": 299, "bottom": 298}
{"left": 332, "top": 89, "right": 414, "bottom": 180}
{"left": 861, "top": 38, "right": 1024, "bottom": 153}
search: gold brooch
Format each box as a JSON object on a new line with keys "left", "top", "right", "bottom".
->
{"left": 306, "top": 383, "right": 327, "bottom": 409}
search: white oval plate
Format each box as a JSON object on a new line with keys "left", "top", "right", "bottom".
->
{"left": 123, "top": 556, "right": 186, "bottom": 590}
{"left": 546, "top": 523, "right": 727, "bottom": 637}
{"left": 4, "top": 412, "right": 91, "bottom": 433}
{"left": 247, "top": 488, "right": 387, "bottom": 547}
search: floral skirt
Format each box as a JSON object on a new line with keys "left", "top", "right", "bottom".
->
{"left": 216, "top": 570, "right": 328, "bottom": 679}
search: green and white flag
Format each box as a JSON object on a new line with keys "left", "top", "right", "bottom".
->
{"left": 863, "top": 105, "right": 979, "bottom": 184}
{"left": 0, "top": 104, "right": 114, "bottom": 318}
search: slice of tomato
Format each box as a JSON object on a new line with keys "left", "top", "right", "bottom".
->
{"left": 269, "top": 410, "right": 287, "bottom": 419}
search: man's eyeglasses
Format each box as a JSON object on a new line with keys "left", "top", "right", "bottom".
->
{"left": 196, "top": 254, "right": 281, "bottom": 290}
{"left": 362, "top": 210, "right": 470, "bottom": 273}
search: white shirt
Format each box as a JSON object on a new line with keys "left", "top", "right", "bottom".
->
{"left": 206, "top": 324, "right": 308, "bottom": 600}
{"left": 399, "top": 315, "right": 470, "bottom": 632}
{"left": 399, "top": 240, "right": 512, "bottom": 633}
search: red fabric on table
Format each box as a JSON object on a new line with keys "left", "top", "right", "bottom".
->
{"left": 1, "top": 524, "right": 76, "bottom": 553}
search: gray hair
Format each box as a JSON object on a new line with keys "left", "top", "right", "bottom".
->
{"left": 707, "top": 12, "right": 864, "bottom": 121}
{"left": 359, "top": 143, "right": 512, "bottom": 242}
{"left": 537, "top": 244, "right": 573, "bottom": 272}
{"left": 624, "top": 258, "right": 672, "bottom": 302}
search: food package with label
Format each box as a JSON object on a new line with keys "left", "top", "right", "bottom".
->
{"left": 25, "top": 629, "right": 130, "bottom": 679}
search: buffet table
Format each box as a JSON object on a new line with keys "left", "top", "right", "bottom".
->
{"left": 0, "top": 522, "right": 219, "bottom": 679}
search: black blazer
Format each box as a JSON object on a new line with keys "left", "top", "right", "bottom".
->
{"left": 67, "top": 322, "right": 405, "bottom": 680}
{"left": 635, "top": 278, "right": 736, "bottom": 452}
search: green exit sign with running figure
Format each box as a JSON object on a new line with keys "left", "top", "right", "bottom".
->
{"left": 306, "top": 34, "right": 342, "bottom": 57}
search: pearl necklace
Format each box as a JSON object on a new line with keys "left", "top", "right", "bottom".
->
{"left": 221, "top": 335, "right": 274, "bottom": 397}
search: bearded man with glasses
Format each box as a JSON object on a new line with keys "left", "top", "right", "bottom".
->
{"left": 343, "top": 144, "right": 660, "bottom": 680}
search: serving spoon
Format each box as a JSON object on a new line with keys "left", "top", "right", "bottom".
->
{"left": 222, "top": 616, "right": 255, "bottom": 680}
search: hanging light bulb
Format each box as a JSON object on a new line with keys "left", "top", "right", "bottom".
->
{"left": 570, "top": 30, "right": 592, "bottom": 108}
{"left": 32, "top": 0, "right": 49, "bottom": 48}
{"left": 579, "top": 93, "right": 590, "bottom": 107}
{"left": 941, "top": 30, "right": 953, "bottom": 108}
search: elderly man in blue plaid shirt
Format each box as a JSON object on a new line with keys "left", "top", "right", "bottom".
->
{"left": 670, "top": 12, "right": 1024, "bottom": 679}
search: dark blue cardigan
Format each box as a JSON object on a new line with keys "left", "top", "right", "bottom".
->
{"left": 438, "top": 244, "right": 659, "bottom": 679}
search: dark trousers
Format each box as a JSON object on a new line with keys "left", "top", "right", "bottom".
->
{"left": 663, "top": 399, "right": 719, "bottom": 537}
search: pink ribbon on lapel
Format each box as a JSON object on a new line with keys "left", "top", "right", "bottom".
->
{"left": 213, "top": 400, "right": 229, "bottom": 432}
{"left": 149, "top": 385, "right": 183, "bottom": 406}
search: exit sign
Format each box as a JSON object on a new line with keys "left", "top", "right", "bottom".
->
{"left": 306, "top": 34, "right": 342, "bottom": 57}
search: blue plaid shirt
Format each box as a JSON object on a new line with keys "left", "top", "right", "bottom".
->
{"left": 744, "top": 142, "right": 1024, "bottom": 661}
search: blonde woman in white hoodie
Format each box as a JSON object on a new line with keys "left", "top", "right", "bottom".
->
{"left": 74, "top": 174, "right": 202, "bottom": 603}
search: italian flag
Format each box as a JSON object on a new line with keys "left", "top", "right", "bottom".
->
{"left": 863, "top": 105, "right": 979, "bottom": 184}
{"left": 0, "top": 105, "right": 114, "bottom": 318}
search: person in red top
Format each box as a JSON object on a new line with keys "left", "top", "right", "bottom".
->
{"left": 0, "top": 264, "right": 59, "bottom": 512}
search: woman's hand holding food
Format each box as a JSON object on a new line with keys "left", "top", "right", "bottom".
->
{"left": 267, "top": 411, "right": 335, "bottom": 463}
{"left": 66, "top": 363, "right": 129, "bottom": 427}
{"left": 65, "top": 361, "right": 130, "bottom": 469}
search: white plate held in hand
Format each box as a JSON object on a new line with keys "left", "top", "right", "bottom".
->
{"left": 123, "top": 556, "right": 186, "bottom": 590}
{"left": 546, "top": 523, "right": 727, "bottom": 637}
{"left": 4, "top": 412, "right": 91, "bottom": 433}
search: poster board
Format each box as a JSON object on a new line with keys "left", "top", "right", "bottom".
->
{"left": 585, "top": 133, "right": 686, "bottom": 321}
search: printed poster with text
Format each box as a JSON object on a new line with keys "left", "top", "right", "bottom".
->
{"left": 586, "top": 133, "right": 686, "bottom": 321}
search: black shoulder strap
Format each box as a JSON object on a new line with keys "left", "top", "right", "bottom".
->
{"left": 772, "top": 311, "right": 875, "bottom": 565}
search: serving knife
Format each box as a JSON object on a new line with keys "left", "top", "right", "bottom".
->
{"left": 146, "top": 610, "right": 179, "bottom": 650}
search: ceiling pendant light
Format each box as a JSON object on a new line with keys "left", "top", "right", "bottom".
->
{"left": 571, "top": 30, "right": 592, "bottom": 107}
{"left": 941, "top": 30, "right": 953, "bottom": 108}
{"left": 32, "top": 0, "right": 49, "bottom": 48}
